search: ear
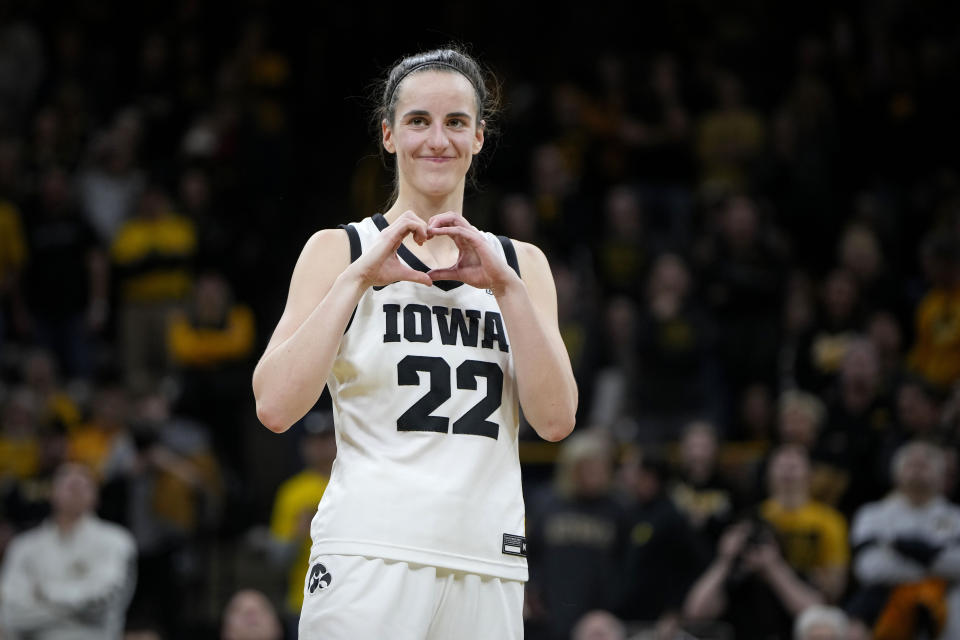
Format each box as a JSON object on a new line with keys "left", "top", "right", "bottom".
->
{"left": 473, "top": 119, "right": 485, "bottom": 155}
{"left": 382, "top": 119, "right": 396, "bottom": 154}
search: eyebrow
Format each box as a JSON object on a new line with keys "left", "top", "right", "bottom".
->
{"left": 402, "top": 109, "right": 474, "bottom": 121}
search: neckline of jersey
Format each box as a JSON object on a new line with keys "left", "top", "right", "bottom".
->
{"left": 373, "top": 213, "right": 464, "bottom": 291}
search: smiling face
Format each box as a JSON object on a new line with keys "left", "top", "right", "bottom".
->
{"left": 382, "top": 70, "right": 484, "bottom": 203}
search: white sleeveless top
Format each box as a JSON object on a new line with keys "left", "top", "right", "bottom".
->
{"left": 309, "top": 214, "right": 528, "bottom": 581}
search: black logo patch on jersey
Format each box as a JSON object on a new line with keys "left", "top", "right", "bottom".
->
{"left": 307, "top": 562, "right": 332, "bottom": 594}
{"left": 502, "top": 534, "right": 527, "bottom": 557}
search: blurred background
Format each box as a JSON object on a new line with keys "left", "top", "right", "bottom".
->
{"left": 1, "top": 0, "right": 959, "bottom": 638}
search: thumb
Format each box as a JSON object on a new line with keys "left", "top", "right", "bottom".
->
{"left": 399, "top": 266, "right": 433, "bottom": 287}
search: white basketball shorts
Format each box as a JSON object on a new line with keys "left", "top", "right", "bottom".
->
{"left": 298, "top": 554, "right": 524, "bottom": 640}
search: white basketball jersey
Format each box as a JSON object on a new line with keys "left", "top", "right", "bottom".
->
{"left": 309, "top": 214, "right": 528, "bottom": 581}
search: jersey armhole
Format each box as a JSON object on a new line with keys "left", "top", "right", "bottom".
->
{"left": 338, "top": 224, "right": 361, "bottom": 333}
{"left": 497, "top": 235, "right": 521, "bottom": 278}
{"left": 339, "top": 223, "right": 361, "bottom": 263}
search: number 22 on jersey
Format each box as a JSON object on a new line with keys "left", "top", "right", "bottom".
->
{"left": 397, "top": 356, "right": 503, "bottom": 440}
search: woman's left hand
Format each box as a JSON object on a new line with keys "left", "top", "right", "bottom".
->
{"left": 426, "top": 212, "right": 519, "bottom": 294}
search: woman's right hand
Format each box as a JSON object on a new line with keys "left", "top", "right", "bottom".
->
{"left": 347, "top": 210, "right": 433, "bottom": 289}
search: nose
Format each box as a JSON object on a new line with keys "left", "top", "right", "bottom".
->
{"left": 427, "top": 122, "right": 448, "bottom": 151}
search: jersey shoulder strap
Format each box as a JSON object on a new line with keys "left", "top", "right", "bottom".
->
{"left": 337, "top": 223, "right": 362, "bottom": 332}
{"left": 338, "top": 223, "right": 361, "bottom": 262}
{"left": 497, "top": 235, "right": 520, "bottom": 277}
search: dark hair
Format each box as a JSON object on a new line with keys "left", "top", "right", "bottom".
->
{"left": 371, "top": 45, "right": 501, "bottom": 205}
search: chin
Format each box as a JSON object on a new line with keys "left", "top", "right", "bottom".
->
{"left": 416, "top": 177, "right": 461, "bottom": 197}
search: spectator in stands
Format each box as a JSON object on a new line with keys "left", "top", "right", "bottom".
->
{"left": 220, "top": 589, "right": 283, "bottom": 640}
{"left": 178, "top": 166, "right": 233, "bottom": 277}
{"left": 0, "top": 383, "right": 70, "bottom": 538}
{"left": 0, "top": 462, "right": 137, "bottom": 639}
{"left": 907, "top": 232, "right": 960, "bottom": 392}
{"left": 669, "top": 420, "right": 738, "bottom": 551}
{"left": 123, "top": 389, "right": 223, "bottom": 638}
{"left": 778, "top": 273, "right": 817, "bottom": 392}
{"left": 759, "top": 445, "right": 848, "bottom": 603}
{"left": 819, "top": 337, "right": 893, "bottom": 515}
{"left": 67, "top": 379, "right": 136, "bottom": 485}
{"left": 111, "top": 182, "right": 197, "bottom": 388}
{"left": 0, "top": 386, "right": 41, "bottom": 482}
{"left": 529, "top": 141, "right": 592, "bottom": 260}
{"left": 20, "top": 346, "right": 82, "bottom": 434}
{"left": 837, "top": 222, "right": 907, "bottom": 326}
{"left": 526, "top": 430, "right": 629, "bottom": 640}
{"left": 746, "top": 389, "right": 847, "bottom": 507}
{"left": 588, "top": 295, "right": 641, "bottom": 438}
{"left": 618, "top": 445, "right": 710, "bottom": 625}
{"left": 879, "top": 375, "right": 947, "bottom": 473}
{"left": 634, "top": 252, "right": 717, "bottom": 443}
{"left": 21, "top": 165, "right": 108, "bottom": 378}
{"left": 866, "top": 309, "right": 907, "bottom": 396}
{"left": 684, "top": 445, "right": 848, "bottom": 639}
{"left": 794, "top": 267, "right": 866, "bottom": 395}
{"left": 695, "top": 70, "right": 765, "bottom": 195}
{"left": 553, "top": 258, "right": 604, "bottom": 427}
{"left": 77, "top": 114, "right": 147, "bottom": 244}
{"left": 695, "top": 194, "right": 787, "bottom": 407}
{"left": 594, "top": 184, "right": 647, "bottom": 299}
{"left": 268, "top": 410, "right": 336, "bottom": 636}
{"left": 167, "top": 268, "right": 254, "bottom": 472}
{"left": 848, "top": 440, "right": 960, "bottom": 640}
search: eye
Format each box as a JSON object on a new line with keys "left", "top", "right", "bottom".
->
{"left": 447, "top": 118, "right": 471, "bottom": 129}
{"left": 408, "top": 116, "right": 428, "bottom": 127}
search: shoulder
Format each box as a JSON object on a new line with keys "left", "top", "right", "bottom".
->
{"left": 304, "top": 226, "right": 352, "bottom": 254}
{"left": 7, "top": 525, "right": 46, "bottom": 553}
{"left": 290, "top": 227, "right": 353, "bottom": 276}
{"left": 507, "top": 240, "right": 555, "bottom": 289}
{"left": 852, "top": 497, "right": 891, "bottom": 523}
{"left": 511, "top": 240, "right": 549, "bottom": 270}
{"left": 932, "top": 497, "right": 960, "bottom": 519}
{"left": 90, "top": 518, "right": 136, "bottom": 550}
{"left": 805, "top": 501, "right": 846, "bottom": 525}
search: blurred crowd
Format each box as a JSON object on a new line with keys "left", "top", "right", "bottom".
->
{"left": 1, "top": 0, "right": 959, "bottom": 638}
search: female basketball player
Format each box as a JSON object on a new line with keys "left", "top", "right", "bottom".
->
{"left": 252, "top": 46, "right": 578, "bottom": 639}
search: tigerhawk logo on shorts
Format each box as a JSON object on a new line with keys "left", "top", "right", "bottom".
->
{"left": 307, "top": 562, "right": 332, "bottom": 594}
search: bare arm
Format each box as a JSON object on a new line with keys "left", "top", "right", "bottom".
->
{"left": 683, "top": 521, "right": 750, "bottom": 621}
{"left": 498, "top": 242, "right": 578, "bottom": 441}
{"left": 253, "top": 213, "right": 431, "bottom": 432}
{"left": 756, "top": 548, "right": 825, "bottom": 614}
{"left": 810, "top": 565, "right": 847, "bottom": 604}
{"left": 683, "top": 555, "right": 732, "bottom": 621}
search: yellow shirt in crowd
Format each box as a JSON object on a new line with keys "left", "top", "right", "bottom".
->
{"left": 761, "top": 498, "right": 849, "bottom": 575}
{"left": 269, "top": 470, "right": 329, "bottom": 613}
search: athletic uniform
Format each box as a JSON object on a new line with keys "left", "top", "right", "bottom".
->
{"left": 299, "top": 214, "right": 527, "bottom": 639}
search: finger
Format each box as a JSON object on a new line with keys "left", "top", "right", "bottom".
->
{"left": 399, "top": 210, "right": 430, "bottom": 239}
{"left": 428, "top": 225, "right": 494, "bottom": 259}
{"left": 427, "top": 267, "right": 461, "bottom": 281}
{"left": 427, "top": 211, "right": 470, "bottom": 230}
{"left": 426, "top": 224, "right": 481, "bottom": 244}
{"left": 399, "top": 267, "right": 434, "bottom": 286}
{"left": 390, "top": 217, "right": 429, "bottom": 246}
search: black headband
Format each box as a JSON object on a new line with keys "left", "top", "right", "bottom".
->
{"left": 388, "top": 61, "right": 482, "bottom": 105}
